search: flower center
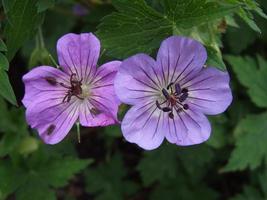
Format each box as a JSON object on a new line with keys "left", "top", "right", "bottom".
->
{"left": 81, "top": 84, "right": 90, "bottom": 98}
{"left": 156, "top": 82, "right": 189, "bottom": 119}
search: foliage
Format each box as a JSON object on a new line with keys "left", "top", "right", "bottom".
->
{"left": 0, "top": 0, "right": 267, "bottom": 199}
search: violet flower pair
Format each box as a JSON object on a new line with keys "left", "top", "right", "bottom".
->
{"left": 23, "top": 33, "right": 232, "bottom": 150}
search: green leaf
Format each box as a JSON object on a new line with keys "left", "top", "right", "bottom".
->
{"left": 206, "top": 46, "right": 226, "bottom": 71}
{"left": 16, "top": 182, "right": 56, "bottom": 200}
{"left": 137, "top": 144, "right": 178, "bottom": 186}
{"left": 223, "top": 112, "right": 267, "bottom": 171}
{"left": 226, "top": 55, "right": 267, "bottom": 108}
{"left": 1, "top": 0, "right": 15, "bottom": 13}
{"left": 4, "top": 0, "right": 44, "bottom": 61}
{"left": 85, "top": 154, "right": 138, "bottom": 200}
{"left": 0, "top": 39, "right": 7, "bottom": 52}
{"left": 0, "top": 70, "right": 17, "bottom": 105}
{"left": 229, "top": 186, "right": 264, "bottom": 200}
{"left": 39, "top": 157, "right": 92, "bottom": 187}
{"left": 0, "top": 53, "right": 9, "bottom": 70}
{"left": 37, "top": 0, "right": 55, "bottom": 13}
{"left": 0, "top": 160, "right": 27, "bottom": 199}
{"left": 97, "top": 0, "right": 236, "bottom": 59}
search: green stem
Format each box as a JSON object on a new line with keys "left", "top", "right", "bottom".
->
{"left": 37, "top": 27, "right": 45, "bottom": 49}
{"left": 76, "top": 122, "right": 81, "bottom": 143}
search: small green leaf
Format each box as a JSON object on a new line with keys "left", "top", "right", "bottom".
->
{"left": 4, "top": 0, "right": 44, "bottom": 61}
{"left": 37, "top": 0, "right": 55, "bottom": 13}
{"left": 39, "top": 157, "right": 92, "bottom": 188}
{"left": 223, "top": 112, "right": 267, "bottom": 171}
{"left": 207, "top": 46, "right": 226, "bottom": 71}
{"left": 0, "top": 70, "right": 17, "bottom": 105}
{"left": 0, "top": 53, "right": 9, "bottom": 70}
{"left": 137, "top": 144, "right": 178, "bottom": 186}
{"left": 226, "top": 55, "right": 267, "bottom": 108}
{"left": 0, "top": 39, "right": 7, "bottom": 52}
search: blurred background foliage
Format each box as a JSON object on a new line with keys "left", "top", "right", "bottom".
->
{"left": 0, "top": 0, "right": 267, "bottom": 199}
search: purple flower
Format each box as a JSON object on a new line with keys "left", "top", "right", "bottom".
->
{"left": 114, "top": 36, "right": 232, "bottom": 150}
{"left": 72, "top": 4, "right": 89, "bottom": 16}
{"left": 22, "top": 33, "right": 121, "bottom": 144}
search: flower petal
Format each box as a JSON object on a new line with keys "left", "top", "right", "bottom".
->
{"left": 22, "top": 66, "right": 69, "bottom": 107}
{"left": 121, "top": 103, "right": 166, "bottom": 150}
{"left": 184, "top": 67, "right": 233, "bottom": 115}
{"left": 165, "top": 109, "right": 211, "bottom": 146}
{"left": 79, "top": 61, "right": 121, "bottom": 126}
{"left": 26, "top": 97, "right": 80, "bottom": 144}
{"left": 115, "top": 53, "right": 161, "bottom": 105}
{"left": 156, "top": 36, "right": 207, "bottom": 86}
{"left": 57, "top": 33, "right": 100, "bottom": 82}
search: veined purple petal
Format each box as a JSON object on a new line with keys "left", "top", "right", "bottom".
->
{"left": 184, "top": 67, "right": 233, "bottom": 115}
{"left": 156, "top": 36, "right": 207, "bottom": 86}
{"left": 22, "top": 66, "right": 69, "bottom": 107}
{"left": 121, "top": 103, "right": 166, "bottom": 150}
{"left": 26, "top": 96, "right": 80, "bottom": 144}
{"left": 57, "top": 33, "right": 100, "bottom": 82}
{"left": 115, "top": 54, "right": 161, "bottom": 105}
{"left": 79, "top": 61, "right": 121, "bottom": 126}
{"left": 165, "top": 109, "right": 211, "bottom": 146}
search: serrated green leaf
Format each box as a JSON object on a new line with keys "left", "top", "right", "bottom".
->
{"left": 223, "top": 112, "right": 267, "bottom": 171}
{"left": 226, "top": 55, "right": 267, "bottom": 108}
{"left": 16, "top": 182, "right": 56, "bottom": 200}
{"left": 85, "top": 154, "right": 138, "bottom": 200}
{"left": 0, "top": 52, "right": 9, "bottom": 70}
{"left": 37, "top": 0, "right": 55, "bottom": 13}
{"left": 207, "top": 46, "right": 226, "bottom": 71}
{"left": 39, "top": 157, "right": 92, "bottom": 187}
{"left": 137, "top": 144, "right": 178, "bottom": 186}
{"left": 229, "top": 186, "right": 264, "bottom": 200}
{"left": 4, "top": 0, "right": 44, "bottom": 61}
{"left": 97, "top": 0, "right": 236, "bottom": 59}
{"left": 0, "top": 70, "right": 17, "bottom": 105}
{"left": 0, "top": 39, "right": 7, "bottom": 52}
{"left": 0, "top": 161, "right": 27, "bottom": 199}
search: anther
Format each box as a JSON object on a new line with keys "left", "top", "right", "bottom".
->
{"left": 168, "top": 112, "right": 174, "bottom": 119}
{"left": 175, "top": 83, "right": 181, "bottom": 94}
{"left": 179, "top": 93, "right": 188, "bottom": 102}
{"left": 183, "top": 104, "right": 189, "bottom": 110}
{"left": 162, "top": 107, "right": 172, "bottom": 112}
{"left": 181, "top": 88, "right": 188, "bottom": 93}
{"left": 162, "top": 88, "right": 170, "bottom": 99}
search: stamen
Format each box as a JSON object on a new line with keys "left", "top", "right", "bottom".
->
{"left": 183, "top": 104, "right": 189, "bottom": 110}
{"left": 168, "top": 112, "right": 174, "bottom": 119}
{"left": 167, "top": 82, "right": 173, "bottom": 90}
{"left": 179, "top": 93, "right": 188, "bottom": 102}
{"left": 162, "top": 88, "right": 170, "bottom": 99}
{"left": 162, "top": 107, "right": 172, "bottom": 112}
{"left": 175, "top": 83, "right": 181, "bottom": 94}
{"left": 181, "top": 88, "right": 188, "bottom": 93}
{"left": 156, "top": 100, "right": 162, "bottom": 109}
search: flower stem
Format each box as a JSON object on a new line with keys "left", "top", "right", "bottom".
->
{"left": 37, "top": 27, "right": 45, "bottom": 49}
{"left": 48, "top": 54, "right": 60, "bottom": 68}
{"left": 76, "top": 122, "right": 81, "bottom": 143}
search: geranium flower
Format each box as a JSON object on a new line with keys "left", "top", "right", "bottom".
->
{"left": 114, "top": 36, "right": 232, "bottom": 150}
{"left": 22, "top": 33, "right": 121, "bottom": 144}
